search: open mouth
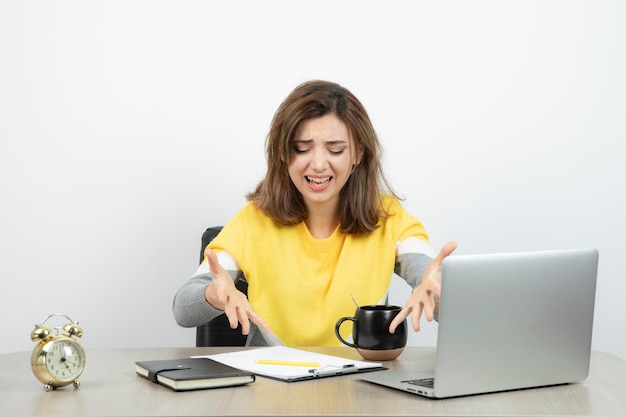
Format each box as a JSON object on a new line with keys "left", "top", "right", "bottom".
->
{"left": 306, "top": 176, "right": 331, "bottom": 185}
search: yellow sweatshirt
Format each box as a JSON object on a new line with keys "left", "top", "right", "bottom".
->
{"left": 208, "top": 195, "right": 431, "bottom": 347}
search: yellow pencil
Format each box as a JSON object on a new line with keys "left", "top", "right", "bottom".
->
{"left": 255, "top": 359, "right": 321, "bottom": 367}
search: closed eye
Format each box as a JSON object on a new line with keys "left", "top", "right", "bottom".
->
{"left": 326, "top": 140, "right": 347, "bottom": 155}
{"left": 292, "top": 140, "right": 347, "bottom": 155}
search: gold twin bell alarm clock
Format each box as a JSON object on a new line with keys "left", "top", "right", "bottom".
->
{"left": 30, "top": 313, "right": 86, "bottom": 391}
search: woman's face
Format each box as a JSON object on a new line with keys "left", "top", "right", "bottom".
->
{"left": 288, "top": 114, "right": 362, "bottom": 213}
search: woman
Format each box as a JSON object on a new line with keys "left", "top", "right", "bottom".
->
{"left": 173, "top": 80, "right": 457, "bottom": 346}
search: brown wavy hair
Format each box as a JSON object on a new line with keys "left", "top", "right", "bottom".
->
{"left": 246, "top": 80, "right": 398, "bottom": 234}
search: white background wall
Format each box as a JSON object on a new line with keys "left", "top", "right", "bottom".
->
{"left": 1, "top": 1, "right": 624, "bottom": 359}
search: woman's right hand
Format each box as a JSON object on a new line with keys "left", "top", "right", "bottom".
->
{"left": 203, "top": 249, "right": 272, "bottom": 336}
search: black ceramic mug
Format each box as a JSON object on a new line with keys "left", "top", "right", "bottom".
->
{"left": 335, "top": 305, "right": 407, "bottom": 360}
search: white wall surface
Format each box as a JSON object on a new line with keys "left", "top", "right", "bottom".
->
{"left": 1, "top": 1, "right": 624, "bottom": 359}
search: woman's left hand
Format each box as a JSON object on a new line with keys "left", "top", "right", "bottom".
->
{"left": 389, "top": 241, "right": 458, "bottom": 333}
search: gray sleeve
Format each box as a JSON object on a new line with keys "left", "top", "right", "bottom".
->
{"left": 395, "top": 252, "right": 439, "bottom": 322}
{"left": 172, "top": 268, "right": 284, "bottom": 346}
{"left": 394, "top": 252, "right": 432, "bottom": 289}
{"left": 172, "top": 270, "right": 238, "bottom": 328}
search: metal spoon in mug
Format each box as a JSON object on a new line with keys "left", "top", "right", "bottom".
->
{"left": 350, "top": 294, "right": 359, "bottom": 309}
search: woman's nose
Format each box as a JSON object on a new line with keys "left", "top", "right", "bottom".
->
{"left": 311, "top": 149, "right": 328, "bottom": 170}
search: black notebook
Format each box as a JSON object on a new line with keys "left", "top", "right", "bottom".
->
{"left": 135, "top": 357, "right": 255, "bottom": 391}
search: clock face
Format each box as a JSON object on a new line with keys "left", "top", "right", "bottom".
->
{"left": 44, "top": 339, "right": 86, "bottom": 382}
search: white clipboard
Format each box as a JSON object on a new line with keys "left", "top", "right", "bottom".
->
{"left": 194, "top": 346, "right": 386, "bottom": 382}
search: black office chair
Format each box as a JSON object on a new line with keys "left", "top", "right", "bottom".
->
{"left": 195, "top": 226, "right": 248, "bottom": 347}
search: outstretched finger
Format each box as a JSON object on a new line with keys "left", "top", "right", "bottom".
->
{"left": 206, "top": 249, "right": 228, "bottom": 278}
{"left": 237, "top": 307, "right": 251, "bottom": 335}
{"left": 389, "top": 306, "right": 412, "bottom": 334}
{"left": 223, "top": 301, "right": 247, "bottom": 333}
{"left": 411, "top": 302, "right": 424, "bottom": 332}
{"left": 248, "top": 310, "right": 272, "bottom": 335}
{"left": 436, "top": 241, "right": 458, "bottom": 264}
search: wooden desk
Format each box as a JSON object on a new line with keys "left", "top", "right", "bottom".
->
{"left": 1, "top": 347, "right": 625, "bottom": 416}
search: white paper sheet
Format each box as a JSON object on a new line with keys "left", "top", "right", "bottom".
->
{"left": 193, "top": 346, "right": 384, "bottom": 382}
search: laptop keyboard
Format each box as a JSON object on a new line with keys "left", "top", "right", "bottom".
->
{"left": 402, "top": 378, "right": 435, "bottom": 388}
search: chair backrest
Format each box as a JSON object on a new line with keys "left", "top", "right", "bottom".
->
{"left": 195, "top": 226, "right": 248, "bottom": 347}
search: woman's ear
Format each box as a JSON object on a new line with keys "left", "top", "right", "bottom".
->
{"left": 355, "top": 144, "right": 365, "bottom": 166}
{"left": 351, "top": 145, "right": 364, "bottom": 173}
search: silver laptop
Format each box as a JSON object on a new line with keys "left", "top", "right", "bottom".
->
{"left": 361, "top": 248, "right": 599, "bottom": 398}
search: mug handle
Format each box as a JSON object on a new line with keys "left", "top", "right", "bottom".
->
{"left": 335, "top": 317, "right": 357, "bottom": 348}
